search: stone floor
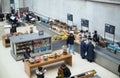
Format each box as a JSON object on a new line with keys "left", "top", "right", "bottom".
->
{"left": 0, "top": 21, "right": 119, "bottom": 78}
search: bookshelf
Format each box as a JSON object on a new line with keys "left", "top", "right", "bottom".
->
{"left": 10, "top": 32, "right": 52, "bottom": 61}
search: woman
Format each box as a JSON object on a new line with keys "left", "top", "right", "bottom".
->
{"left": 80, "top": 39, "right": 87, "bottom": 59}
{"left": 23, "top": 47, "right": 31, "bottom": 59}
{"left": 86, "top": 40, "right": 94, "bottom": 62}
{"left": 56, "top": 67, "right": 64, "bottom": 78}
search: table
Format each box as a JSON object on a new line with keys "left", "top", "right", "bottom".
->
{"left": 24, "top": 54, "right": 72, "bottom": 77}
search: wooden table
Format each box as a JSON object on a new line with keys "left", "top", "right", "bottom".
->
{"left": 2, "top": 37, "right": 10, "bottom": 47}
{"left": 24, "top": 54, "right": 72, "bottom": 77}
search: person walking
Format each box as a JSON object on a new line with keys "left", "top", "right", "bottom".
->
{"left": 66, "top": 31, "right": 75, "bottom": 55}
{"left": 86, "top": 40, "right": 95, "bottom": 62}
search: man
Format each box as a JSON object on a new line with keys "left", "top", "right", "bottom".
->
{"left": 66, "top": 31, "right": 75, "bottom": 55}
{"left": 61, "top": 64, "right": 71, "bottom": 78}
{"left": 93, "top": 30, "right": 99, "bottom": 44}
{"left": 10, "top": 24, "right": 17, "bottom": 34}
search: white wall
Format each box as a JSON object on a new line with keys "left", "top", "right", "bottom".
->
{"left": 24, "top": 0, "right": 33, "bottom": 11}
{"left": 1, "top": 0, "right": 11, "bottom": 13}
{"left": 24, "top": 0, "right": 120, "bottom": 42}
{"left": 14, "top": 0, "right": 24, "bottom": 12}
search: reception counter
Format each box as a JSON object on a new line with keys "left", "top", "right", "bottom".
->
{"left": 52, "top": 40, "right": 120, "bottom": 75}
{"left": 36, "top": 22, "right": 120, "bottom": 76}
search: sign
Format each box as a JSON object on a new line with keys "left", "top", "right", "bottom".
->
{"left": 81, "top": 19, "right": 89, "bottom": 27}
{"left": 105, "top": 24, "right": 115, "bottom": 34}
{"left": 67, "top": 14, "right": 73, "bottom": 21}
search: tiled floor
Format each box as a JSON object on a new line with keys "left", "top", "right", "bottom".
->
{"left": 0, "top": 21, "right": 119, "bottom": 78}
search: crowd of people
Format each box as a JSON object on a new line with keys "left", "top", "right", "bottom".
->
{"left": 6, "top": 11, "right": 37, "bottom": 27}
{"left": 66, "top": 30, "right": 100, "bottom": 62}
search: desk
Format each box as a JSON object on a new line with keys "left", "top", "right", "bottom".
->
{"left": 24, "top": 54, "right": 72, "bottom": 77}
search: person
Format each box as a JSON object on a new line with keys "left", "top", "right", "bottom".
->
{"left": 36, "top": 67, "right": 46, "bottom": 78}
{"left": 0, "top": 13, "right": 4, "bottom": 21}
{"left": 86, "top": 40, "right": 95, "bottom": 62}
{"left": 30, "top": 27, "right": 33, "bottom": 33}
{"left": 61, "top": 64, "right": 71, "bottom": 78}
{"left": 56, "top": 66, "right": 64, "bottom": 78}
{"left": 66, "top": 31, "right": 75, "bottom": 55}
{"left": 10, "top": 24, "right": 17, "bottom": 34}
{"left": 78, "top": 30, "right": 85, "bottom": 38}
{"left": 23, "top": 47, "right": 31, "bottom": 59}
{"left": 87, "top": 32, "right": 92, "bottom": 40}
{"left": 80, "top": 39, "right": 87, "bottom": 59}
{"left": 93, "top": 30, "right": 99, "bottom": 44}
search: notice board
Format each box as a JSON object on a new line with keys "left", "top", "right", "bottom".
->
{"left": 67, "top": 14, "right": 73, "bottom": 21}
{"left": 105, "top": 24, "right": 115, "bottom": 34}
{"left": 81, "top": 19, "right": 89, "bottom": 27}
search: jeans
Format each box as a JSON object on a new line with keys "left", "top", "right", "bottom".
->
{"left": 68, "top": 44, "right": 75, "bottom": 54}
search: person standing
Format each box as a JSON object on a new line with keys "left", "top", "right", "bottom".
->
{"left": 86, "top": 40, "right": 95, "bottom": 62}
{"left": 66, "top": 31, "right": 75, "bottom": 55}
{"left": 80, "top": 39, "right": 86, "bottom": 59}
{"left": 93, "top": 30, "right": 99, "bottom": 44}
{"left": 10, "top": 24, "right": 17, "bottom": 34}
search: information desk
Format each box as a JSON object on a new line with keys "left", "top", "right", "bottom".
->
{"left": 24, "top": 54, "right": 72, "bottom": 77}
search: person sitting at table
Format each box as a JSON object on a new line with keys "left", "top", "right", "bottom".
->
{"left": 56, "top": 66, "right": 64, "bottom": 78}
{"left": 36, "top": 66, "right": 46, "bottom": 78}
{"left": 61, "top": 64, "right": 71, "bottom": 78}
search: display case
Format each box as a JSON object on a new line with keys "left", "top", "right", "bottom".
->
{"left": 10, "top": 32, "right": 52, "bottom": 61}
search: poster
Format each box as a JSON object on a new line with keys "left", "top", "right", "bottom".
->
{"left": 81, "top": 19, "right": 89, "bottom": 27}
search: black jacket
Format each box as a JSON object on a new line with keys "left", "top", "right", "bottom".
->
{"left": 66, "top": 35, "right": 75, "bottom": 45}
{"left": 93, "top": 34, "right": 99, "bottom": 42}
{"left": 63, "top": 67, "right": 71, "bottom": 77}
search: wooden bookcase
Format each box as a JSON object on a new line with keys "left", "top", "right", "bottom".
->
{"left": 10, "top": 32, "right": 52, "bottom": 61}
